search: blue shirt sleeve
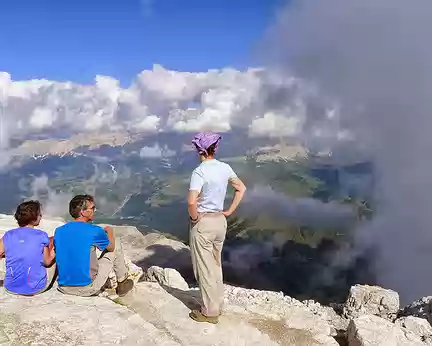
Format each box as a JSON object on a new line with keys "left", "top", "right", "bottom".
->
{"left": 40, "top": 231, "right": 50, "bottom": 247}
{"left": 92, "top": 226, "right": 110, "bottom": 251}
{"left": 189, "top": 168, "right": 204, "bottom": 192}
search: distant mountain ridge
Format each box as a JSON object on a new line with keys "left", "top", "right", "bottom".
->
{"left": 7, "top": 130, "right": 315, "bottom": 165}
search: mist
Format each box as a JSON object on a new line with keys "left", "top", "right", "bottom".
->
{"left": 266, "top": 0, "right": 432, "bottom": 303}
{"left": 24, "top": 161, "right": 122, "bottom": 219}
{"left": 243, "top": 185, "right": 356, "bottom": 229}
{"left": 29, "top": 175, "right": 72, "bottom": 218}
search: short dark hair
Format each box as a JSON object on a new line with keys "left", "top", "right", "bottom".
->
{"left": 69, "top": 194, "right": 94, "bottom": 219}
{"left": 206, "top": 143, "right": 217, "bottom": 157}
{"left": 14, "top": 200, "right": 42, "bottom": 227}
{"left": 194, "top": 143, "right": 217, "bottom": 157}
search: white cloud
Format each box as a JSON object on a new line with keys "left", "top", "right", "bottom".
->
{"left": 30, "top": 107, "right": 55, "bottom": 129}
{"left": 134, "top": 115, "right": 160, "bottom": 132}
{"left": 249, "top": 111, "right": 303, "bottom": 138}
{"left": 0, "top": 64, "right": 347, "bottom": 159}
{"left": 139, "top": 143, "right": 175, "bottom": 158}
{"left": 28, "top": 175, "right": 72, "bottom": 218}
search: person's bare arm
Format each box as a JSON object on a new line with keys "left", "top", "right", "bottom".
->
{"left": 188, "top": 168, "right": 203, "bottom": 222}
{"left": 188, "top": 190, "right": 200, "bottom": 221}
{"left": 223, "top": 177, "right": 247, "bottom": 217}
{"left": 104, "top": 226, "right": 116, "bottom": 252}
{"left": 0, "top": 237, "right": 5, "bottom": 259}
{"left": 43, "top": 246, "right": 55, "bottom": 266}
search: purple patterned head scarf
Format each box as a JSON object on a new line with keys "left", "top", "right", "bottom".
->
{"left": 191, "top": 132, "right": 222, "bottom": 156}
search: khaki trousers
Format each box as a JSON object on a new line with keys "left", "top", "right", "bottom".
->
{"left": 58, "top": 239, "right": 128, "bottom": 297}
{"left": 44, "top": 263, "right": 58, "bottom": 291}
{"left": 190, "top": 213, "right": 227, "bottom": 317}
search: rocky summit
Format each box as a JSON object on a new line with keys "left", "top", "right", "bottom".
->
{"left": 1, "top": 214, "right": 432, "bottom": 345}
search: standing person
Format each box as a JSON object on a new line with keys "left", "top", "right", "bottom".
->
{"left": 0, "top": 200, "right": 56, "bottom": 295}
{"left": 188, "top": 132, "right": 247, "bottom": 324}
{"left": 54, "top": 194, "right": 134, "bottom": 297}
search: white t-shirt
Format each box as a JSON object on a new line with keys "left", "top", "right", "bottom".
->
{"left": 189, "top": 159, "right": 238, "bottom": 213}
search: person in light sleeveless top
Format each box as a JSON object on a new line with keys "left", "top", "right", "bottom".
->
{"left": 0, "top": 200, "right": 56, "bottom": 295}
{"left": 188, "top": 132, "right": 247, "bottom": 324}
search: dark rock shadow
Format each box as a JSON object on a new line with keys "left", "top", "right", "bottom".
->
{"left": 159, "top": 283, "right": 202, "bottom": 311}
{"left": 132, "top": 234, "right": 376, "bottom": 306}
{"left": 135, "top": 244, "right": 196, "bottom": 284}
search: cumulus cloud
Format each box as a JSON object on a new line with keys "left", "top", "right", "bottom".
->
{"left": 0, "top": 65, "right": 344, "bottom": 159}
{"left": 249, "top": 111, "right": 303, "bottom": 138}
{"left": 139, "top": 143, "right": 176, "bottom": 158}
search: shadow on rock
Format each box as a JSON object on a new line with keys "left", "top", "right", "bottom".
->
{"left": 159, "top": 284, "right": 202, "bottom": 311}
{"left": 135, "top": 244, "right": 195, "bottom": 284}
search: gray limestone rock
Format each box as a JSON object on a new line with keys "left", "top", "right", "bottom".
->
{"left": 401, "top": 296, "right": 432, "bottom": 324}
{"left": 343, "top": 284, "right": 400, "bottom": 320}
{"left": 146, "top": 265, "right": 190, "bottom": 290}
{"left": 395, "top": 316, "right": 432, "bottom": 340}
{"left": 347, "top": 315, "right": 425, "bottom": 346}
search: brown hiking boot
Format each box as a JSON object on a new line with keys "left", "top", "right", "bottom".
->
{"left": 189, "top": 310, "right": 219, "bottom": 324}
{"left": 116, "top": 278, "right": 134, "bottom": 297}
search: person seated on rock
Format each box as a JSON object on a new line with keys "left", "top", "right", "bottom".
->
{"left": 188, "top": 132, "right": 247, "bottom": 324}
{"left": 0, "top": 200, "right": 56, "bottom": 295}
{"left": 54, "top": 194, "right": 134, "bottom": 297}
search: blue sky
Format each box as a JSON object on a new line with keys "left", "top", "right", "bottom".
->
{"left": 0, "top": 0, "right": 286, "bottom": 85}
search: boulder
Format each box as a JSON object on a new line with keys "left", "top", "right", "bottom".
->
{"left": 347, "top": 315, "right": 425, "bottom": 346}
{"left": 395, "top": 316, "right": 432, "bottom": 341}
{"left": 99, "top": 224, "right": 194, "bottom": 282}
{"left": 9, "top": 214, "right": 429, "bottom": 345}
{"left": 104, "top": 257, "right": 144, "bottom": 290}
{"left": 98, "top": 224, "right": 191, "bottom": 290}
{"left": 401, "top": 296, "right": 432, "bottom": 324}
{"left": 120, "top": 282, "right": 340, "bottom": 346}
{"left": 0, "top": 286, "right": 180, "bottom": 345}
{"left": 282, "top": 306, "right": 335, "bottom": 337}
{"left": 343, "top": 284, "right": 400, "bottom": 320}
{"left": 303, "top": 299, "right": 350, "bottom": 332}
{"left": 0, "top": 281, "right": 341, "bottom": 346}
{"left": 146, "top": 266, "right": 189, "bottom": 290}
{"left": 223, "top": 285, "right": 340, "bottom": 345}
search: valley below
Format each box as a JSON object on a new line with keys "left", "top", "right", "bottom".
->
{"left": 0, "top": 135, "right": 375, "bottom": 305}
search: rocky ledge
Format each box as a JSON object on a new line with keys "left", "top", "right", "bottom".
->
{"left": 1, "top": 214, "right": 432, "bottom": 345}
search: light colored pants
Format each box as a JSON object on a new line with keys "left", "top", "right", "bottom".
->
{"left": 58, "top": 240, "right": 128, "bottom": 297}
{"left": 190, "top": 213, "right": 227, "bottom": 317}
{"left": 44, "top": 263, "right": 58, "bottom": 291}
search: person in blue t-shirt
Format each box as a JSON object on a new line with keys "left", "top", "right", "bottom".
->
{"left": 0, "top": 200, "right": 56, "bottom": 295}
{"left": 54, "top": 194, "right": 134, "bottom": 297}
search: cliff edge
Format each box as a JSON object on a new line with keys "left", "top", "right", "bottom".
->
{"left": 1, "top": 214, "right": 432, "bottom": 345}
